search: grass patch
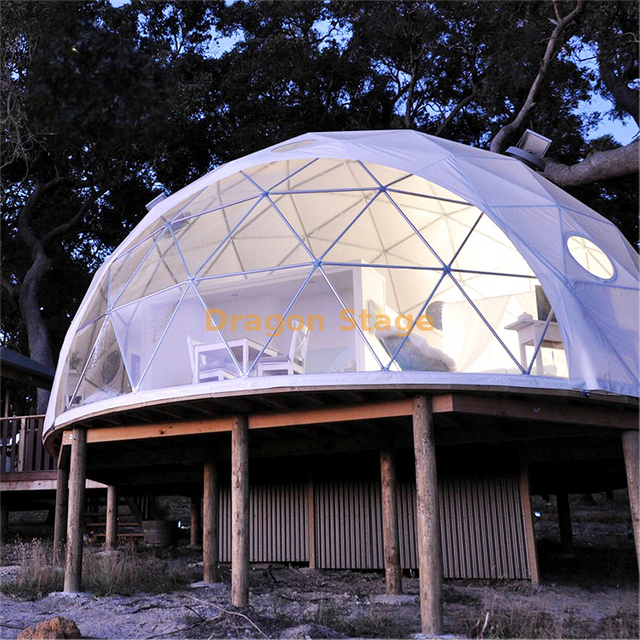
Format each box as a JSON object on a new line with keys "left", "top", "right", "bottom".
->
{"left": 468, "top": 604, "right": 563, "bottom": 639}
{"left": 1, "top": 540, "right": 188, "bottom": 599}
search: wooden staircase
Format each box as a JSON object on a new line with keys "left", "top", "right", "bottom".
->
{"left": 84, "top": 496, "right": 154, "bottom": 544}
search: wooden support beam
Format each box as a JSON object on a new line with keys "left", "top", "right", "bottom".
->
{"left": 203, "top": 461, "right": 219, "bottom": 582}
{"left": 231, "top": 416, "right": 249, "bottom": 607}
{"left": 105, "top": 485, "right": 118, "bottom": 551}
{"left": 380, "top": 448, "right": 402, "bottom": 595}
{"left": 0, "top": 499, "right": 8, "bottom": 546}
{"left": 53, "top": 466, "right": 69, "bottom": 565}
{"left": 412, "top": 396, "right": 443, "bottom": 635}
{"left": 80, "top": 399, "right": 414, "bottom": 444}
{"left": 64, "top": 428, "right": 87, "bottom": 593}
{"left": 190, "top": 496, "right": 201, "bottom": 547}
{"left": 622, "top": 430, "right": 640, "bottom": 570}
{"left": 441, "top": 394, "right": 637, "bottom": 430}
{"left": 519, "top": 454, "right": 540, "bottom": 584}
{"left": 556, "top": 492, "right": 573, "bottom": 556}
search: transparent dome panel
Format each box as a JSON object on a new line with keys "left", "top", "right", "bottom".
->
{"left": 112, "top": 285, "right": 186, "bottom": 389}
{"left": 170, "top": 198, "right": 263, "bottom": 277}
{"left": 198, "top": 198, "right": 314, "bottom": 279}
{"left": 56, "top": 158, "right": 577, "bottom": 416}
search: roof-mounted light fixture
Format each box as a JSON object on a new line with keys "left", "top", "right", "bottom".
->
{"left": 505, "top": 129, "right": 552, "bottom": 171}
{"left": 145, "top": 193, "right": 167, "bottom": 212}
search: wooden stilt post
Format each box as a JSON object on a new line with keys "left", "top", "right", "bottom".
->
{"left": 519, "top": 452, "right": 540, "bottom": 584}
{"left": 231, "top": 415, "right": 249, "bottom": 607}
{"left": 0, "top": 499, "right": 9, "bottom": 546}
{"left": 64, "top": 428, "right": 87, "bottom": 593}
{"left": 380, "top": 448, "right": 402, "bottom": 595}
{"left": 53, "top": 466, "right": 69, "bottom": 565}
{"left": 622, "top": 430, "right": 640, "bottom": 570}
{"left": 190, "top": 496, "right": 202, "bottom": 547}
{"left": 203, "top": 460, "right": 219, "bottom": 582}
{"left": 412, "top": 396, "right": 443, "bottom": 635}
{"left": 105, "top": 485, "right": 118, "bottom": 551}
{"left": 556, "top": 492, "right": 573, "bottom": 556}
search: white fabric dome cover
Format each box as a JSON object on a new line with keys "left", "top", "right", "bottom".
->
{"left": 46, "top": 131, "right": 639, "bottom": 432}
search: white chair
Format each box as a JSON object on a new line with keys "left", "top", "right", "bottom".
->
{"left": 186, "top": 336, "right": 237, "bottom": 383}
{"left": 257, "top": 321, "right": 310, "bottom": 376}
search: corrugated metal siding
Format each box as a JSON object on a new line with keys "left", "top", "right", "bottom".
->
{"left": 217, "top": 472, "right": 529, "bottom": 579}
{"left": 218, "top": 483, "right": 308, "bottom": 563}
{"left": 315, "top": 481, "right": 384, "bottom": 569}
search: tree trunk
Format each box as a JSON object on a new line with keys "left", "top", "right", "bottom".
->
{"left": 18, "top": 249, "right": 54, "bottom": 413}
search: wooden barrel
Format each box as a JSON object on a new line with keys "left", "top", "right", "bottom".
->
{"left": 142, "top": 520, "right": 177, "bottom": 546}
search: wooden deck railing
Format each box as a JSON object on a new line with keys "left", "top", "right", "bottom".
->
{"left": 0, "top": 415, "right": 54, "bottom": 474}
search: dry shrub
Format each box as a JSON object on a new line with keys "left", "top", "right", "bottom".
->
{"left": 600, "top": 609, "right": 640, "bottom": 639}
{"left": 468, "top": 604, "right": 563, "bottom": 639}
{"left": 1, "top": 541, "right": 184, "bottom": 599}
{"left": 82, "top": 545, "right": 181, "bottom": 596}
{"left": 1, "top": 540, "right": 63, "bottom": 598}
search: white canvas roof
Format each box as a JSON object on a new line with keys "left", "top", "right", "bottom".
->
{"left": 45, "top": 130, "right": 639, "bottom": 434}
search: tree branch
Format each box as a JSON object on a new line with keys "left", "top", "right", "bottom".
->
{"left": 490, "top": 0, "right": 584, "bottom": 153}
{"left": 41, "top": 184, "right": 111, "bottom": 246}
{"left": 599, "top": 54, "right": 639, "bottom": 125}
{"left": 543, "top": 139, "right": 639, "bottom": 187}
{"left": 433, "top": 82, "right": 478, "bottom": 137}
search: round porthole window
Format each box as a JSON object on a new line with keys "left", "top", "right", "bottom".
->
{"left": 566, "top": 235, "right": 615, "bottom": 279}
{"left": 272, "top": 139, "right": 316, "bottom": 153}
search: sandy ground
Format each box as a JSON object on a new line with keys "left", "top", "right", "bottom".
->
{"left": 0, "top": 498, "right": 637, "bottom": 639}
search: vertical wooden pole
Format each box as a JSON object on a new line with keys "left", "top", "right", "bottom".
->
{"left": 190, "top": 496, "right": 202, "bottom": 547}
{"left": 231, "top": 415, "right": 249, "bottom": 607}
{"left": 105, "top": 485, "right": 118, "bottom": 551}
{"left": 0, "top": 499, "right": 9, "bottom": 546}
{"left": 519, "top": 453, "right": 540, "bottom": 584}
{"left": 64, "top": 428, "right": 87, "bottom": 593}
{"left": 53, "top": 466, "right": 69, "bottom": 565}
{"left": 380, "top": 448, "right": 402, "bottom": 595}
{"left": 556, "top": 492, "right": 573, "bottom": 556}
{"left": 412, "top": 396, "right": 443, "bottom": 635}
{"left": 308, "top": 463, "right": 316, "bottom": 569}
{"left": 622, "top": 430, "right": 640, "bottom": 571}
{"left": 203, "top": 461, "right": 219, "bottom": 582}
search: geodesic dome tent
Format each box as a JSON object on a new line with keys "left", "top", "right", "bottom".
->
{"left": 45, "top": 130, "right": 639, "bottom": 433}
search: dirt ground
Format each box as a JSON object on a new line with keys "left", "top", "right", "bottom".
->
{"left": 0, "top": 496, "right": 637, "bottom": 639}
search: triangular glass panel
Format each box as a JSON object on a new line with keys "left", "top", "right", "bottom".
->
{"left": 113, "top": 229, "right": 188, "bottom": 309}
{"left": 249, "top": 265, "right": 386, "bottom": 375}
{"left": 137, "top": 284, "right": 241, "bottom": 390}
{"left": 61, "top": 317, "right": 107, "bottom": 412}
{"left": 271, "top": 190, "right": 380, "bottom": 260}
{"left": 322, "top": 192, "right": 443, "bottom": 268}
{"left": 112, "top": 285, "right": 186, "bottom": 389}
{"left": 437, "top": 271, "right": 549, "bottom": 374}
{"left": 271, "top": 158, "right": 380, "bottom": 192}
{"left": 77, "top": 276, "right": 109, "bottom": 332}
{"left": 171, "top": 197, "right": 263, "bottom": 278}
{"left": 197, "top": 198, "right": 314, "bottom": 279}
{"left": 340, "top": 266, "right": 450, "bottom": 370}
{"left": 242, "top": 159, "right": 318, "bottom": 191}
{"left": 176, "top": 171, "right": 264, "bottom": 219}
{"left": 450, "top": 213, "right": 536, "bottom": 277}
{"left": 72, "top": 317, "right": 131, "bottom": 406}
{"left": 195, "top": 266, "right": 315, "bottom": 375}
{"left": 386, "top": 190, "right": 483, "bottom": 266}
{"left": 108, "top": 230, "right": 166, "bottom": 308}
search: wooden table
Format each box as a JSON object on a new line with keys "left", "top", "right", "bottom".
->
{"left": 504, "top": 313, "right": 563, "bottom": 375}
{"left": 195, "top": 337, "right": 278, "bottom": 379}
